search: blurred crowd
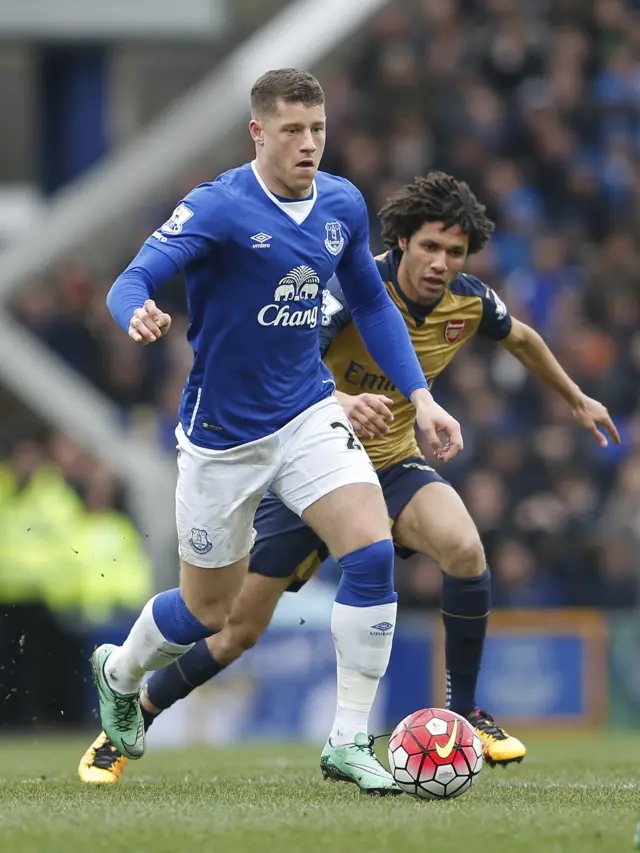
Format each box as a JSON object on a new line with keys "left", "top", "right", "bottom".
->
{"left": 0, "top": 435, "right": 151, "bottom": 622}
{"left": 8, "top": 0, "right": 640, "bottom": 610}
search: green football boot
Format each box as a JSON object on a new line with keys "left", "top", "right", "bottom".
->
{"left": 91, "top": 644, "right": 145, "bottom": 760}
{"left": 320, "top": 732, "right": 403, "bottom": 796}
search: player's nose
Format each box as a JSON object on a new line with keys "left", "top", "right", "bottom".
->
{"left": 300, "top": 131, "right": 316, "bottom": 152}
{"left": 431, "top": 252, "right": 447, "bottom": 273}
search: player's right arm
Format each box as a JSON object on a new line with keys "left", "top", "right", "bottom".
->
{"left": 106, "top": 184, "right": 227, "bottom": 344}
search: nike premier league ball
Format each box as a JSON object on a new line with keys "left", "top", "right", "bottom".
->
{"left": 388, "top": 708, "right": 483, "bottom": 800}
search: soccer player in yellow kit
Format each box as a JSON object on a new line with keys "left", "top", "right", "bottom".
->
{"left": 80, "top": 172, "right": 618, "bottom": 788}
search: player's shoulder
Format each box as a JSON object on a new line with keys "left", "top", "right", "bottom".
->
{"left": 449, "top": 272, "right": 490, "bottom": 299}
{"left": 184, "top": 163, "right": 252, "bottom": 204}
{"left": 374, "top": 250, "right": 399, "bottom": 284}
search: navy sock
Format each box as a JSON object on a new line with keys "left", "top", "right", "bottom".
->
{"left": 141, "top": 705, "right": 157, "bottom": 730}
{"left": 144, "top": 640, "right": 228, "bottom": 712}
{"left": 441, "top": 568, "right": 491, "bottom": 718}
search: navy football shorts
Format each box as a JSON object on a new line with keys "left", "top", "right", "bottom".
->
{"left": 249, "top": 455, "right": 448, "bottom": 592}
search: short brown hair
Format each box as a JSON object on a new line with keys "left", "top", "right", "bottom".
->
{"left": 250, "top": 68, "right": 325, "bottom": 117}
{"left": 379, "top": 172, "right": 495, "bottom": 256}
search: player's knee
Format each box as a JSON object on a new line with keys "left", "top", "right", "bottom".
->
{"left": 214, "top": 621, "right": 262, "bottom": 663}
{"left": 335, "top": 538, "right": 396, "bottom": 606}
{"left": 441, "top": 530, "right": 485, "bottom": 579}
{"left": 187, "top": 601, "right": 231, "bottom": 635}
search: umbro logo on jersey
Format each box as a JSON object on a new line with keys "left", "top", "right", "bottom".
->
{"left": 251, "top": 232, "right": 272, "bottom": 248}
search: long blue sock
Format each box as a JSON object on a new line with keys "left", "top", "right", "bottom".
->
{"left": 335, "top": 539, "right": 397, "bottom": 606}
{"left": 441, "top": 568, "right": 491, "bottom": 717}
{"left": 144, "top": 639, "right": 227, "bottom": 715}
{"left": 151, "top": 589, "right": 211, "bottom": 645}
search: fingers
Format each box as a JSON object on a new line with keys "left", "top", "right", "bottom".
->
{"left": 602, "top": 416, "right": 620, "bottom": 445}
{"left": 436, "top": 421, "right": 464, "bottom": 462}
{"left": 349, "top": 405, "right": 387, "bottom": 439}
{"left": 423, "top": 424, "right": 441, "bottom": 457}
{"left": 366, "top": 395, "right": 394, "bottom": 422}
{"left": 589, "top": 424, "right": 608, "bottom": 448}
{"left": 128, "top": 301, "right": 171, "bottom": 344}
{"left": 345, "top": 394, "right": 394, "bottom": 439}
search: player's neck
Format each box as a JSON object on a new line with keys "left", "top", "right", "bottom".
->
{"left": 253, "top": 159, "right": 313, "bottom": 200}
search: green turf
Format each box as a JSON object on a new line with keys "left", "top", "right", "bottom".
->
{"left": 0, "top": 733, "right": 637, "bottom": 853}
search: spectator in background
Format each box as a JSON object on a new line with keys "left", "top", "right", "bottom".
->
{"left": 0, "top": 436, "right": 151, "bottom": 727}
{"left": 11, "top": 0, "right": 640, "bottom": 609}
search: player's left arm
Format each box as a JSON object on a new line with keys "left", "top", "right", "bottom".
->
{"left": 474, "top": 282, "right": 620, "bottom": 447}
{"left": 336, "top": 186, "right": 463, "bottom": 461}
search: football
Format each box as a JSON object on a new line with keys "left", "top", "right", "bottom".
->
{"left": 388, "top": 707, "right": 483, "bottom": 800}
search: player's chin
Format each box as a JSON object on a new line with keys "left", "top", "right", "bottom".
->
{"left": 291, "top": 164, "right": 317, "bottom": 186}
{"left": 419, "top": 285, "right": 445, "bottom": 302}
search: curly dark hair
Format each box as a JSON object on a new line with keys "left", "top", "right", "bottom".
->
{"left": 378, "top": 172, "right": 495, "bottom": 255}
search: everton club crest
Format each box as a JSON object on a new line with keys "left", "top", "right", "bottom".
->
{"left": 324, "top": 221, "right": 344, "bottom": 256}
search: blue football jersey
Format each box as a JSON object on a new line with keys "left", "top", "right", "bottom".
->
{"left": 107, "top": 162, "right": 427, "bottom": 449}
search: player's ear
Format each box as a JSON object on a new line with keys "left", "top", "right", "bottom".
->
{"left": 398, "top": 237, "right": 408, "bottom": 252}
{"left": 249, "top": 118, "right": 264, "bottom": 146}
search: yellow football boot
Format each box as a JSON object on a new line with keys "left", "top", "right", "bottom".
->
{"left": 467, "top": 709, "right": 526, "bottom": 767}
{"left": 78, "top": 731, "right": 129, "bottom": 784}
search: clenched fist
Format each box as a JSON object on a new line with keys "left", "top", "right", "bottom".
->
{"left": 128, "top": 299, "right": 172, "bottom": 345}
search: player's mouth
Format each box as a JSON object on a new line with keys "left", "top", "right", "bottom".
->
{"left": 423, "top": 276, "right": 445, "bottom": 292}
{"left": 295, "top": 158, "right": 316, "bottom": 172}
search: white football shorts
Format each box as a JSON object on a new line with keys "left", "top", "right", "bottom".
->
{"left": 175, "top": 396, "right": 380, "bottom": 568}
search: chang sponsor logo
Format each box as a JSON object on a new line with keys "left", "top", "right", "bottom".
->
{"left": 257, "top": 265, "right": 321, "bottom": 328}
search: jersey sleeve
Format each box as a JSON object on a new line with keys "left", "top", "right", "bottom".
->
{"left": 106, "top": 183, "right": 228, "bottom": 333}
{"left": 476, "top": 281, "right": 513, "bottom": 340}
{"left": 319, "top": 276, "right": 352, "bottom": 356}
{"left": 334, "top": 185, "right": 428, "bottom": 400}
{"left": 144, "top": 182, "right": 229, "bottom": 270}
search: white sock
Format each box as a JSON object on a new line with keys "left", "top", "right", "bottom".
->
{"left": 105, "top": 597, "right": 195, "bottom": 694}
{"left": 329, "top": 600, "right": 397, "bottom": 747}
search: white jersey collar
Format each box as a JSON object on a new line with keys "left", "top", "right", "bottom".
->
{"left": 251, "top": 160, "right": 317, "bottom": 225}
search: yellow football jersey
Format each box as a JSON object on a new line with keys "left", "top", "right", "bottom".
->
{"left": 321, "top": 250, "right": 512, "bottom": 470}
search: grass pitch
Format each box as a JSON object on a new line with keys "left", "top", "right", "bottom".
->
{"left": 0, "top": 732, "right": 637, "bottom": 853}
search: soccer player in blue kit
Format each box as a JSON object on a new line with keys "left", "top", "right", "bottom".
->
{"left": 93, "top": 68, "right": 463, "bottom": 791}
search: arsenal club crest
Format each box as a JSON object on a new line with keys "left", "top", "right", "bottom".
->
{"left": 444, "top": 319, "right": 466, "bottom": 344}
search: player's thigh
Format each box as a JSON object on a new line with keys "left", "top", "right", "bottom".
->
{"left": 250, "top": 489, "right": 328, "bottom": 591}
{"left": 392, "top": 479, "right": 484, "bottom": 574}
{"left": 272, "top": 397, "right": 389, "bottom": 558}
{"left": 175, "top": 424, "right": 275, "bottom": 570}
{"left": 302, "top": 483, "right": 390, "bottom": 559}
